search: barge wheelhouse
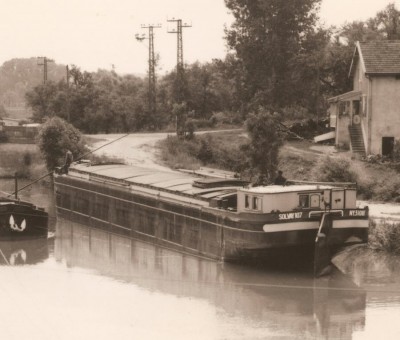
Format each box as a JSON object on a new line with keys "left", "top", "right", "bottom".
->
{"left": 54, "top": 163, "right": 368, "bottom": 262}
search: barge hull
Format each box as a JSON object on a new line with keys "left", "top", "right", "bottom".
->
{"left": 55, "top": 175, "right": 368, "bottom": 262}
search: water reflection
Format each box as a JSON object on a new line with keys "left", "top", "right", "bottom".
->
{"left": 55, "top": 218, "right": 367, "bottom": 339}
{"left": 0, "top": 237, "right": 51, "bottom": 265}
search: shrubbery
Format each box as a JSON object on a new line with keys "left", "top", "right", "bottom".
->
{"left": 369, "top": 219, "right": 400, "bottom": 254}
{"left": 159, "top": 133, "right": 247, "bottom": 172}
{"left": 312, "top": 156, "right": 358, "bottom": 183}
{"left": 38, "top": 117, "right": 87, "bottom": 171}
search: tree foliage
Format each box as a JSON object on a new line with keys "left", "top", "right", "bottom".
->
{"left": 225, "top": 0, "right": 322, "bottom": 110}
{"left": 244, "top": 111, "right": 283, "bottom": 183}
{"left": 37, "top": 117, "right": 87, "bottom": 171}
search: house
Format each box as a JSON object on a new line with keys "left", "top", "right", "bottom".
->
{"left": 328, "top": 40, "right": 400, "bottom": 156}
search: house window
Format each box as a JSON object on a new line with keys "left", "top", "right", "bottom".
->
{"left": 382, "top": 137, "right": 395, "bottom": 157}
{"left": 352, "top": 100, "right": 360, "bottom": 115}
{"left": 299, "top": 195, "right": 309, "bottom": 208}
{"left": 339, "top": 102, "right": 347, "bottom": 116}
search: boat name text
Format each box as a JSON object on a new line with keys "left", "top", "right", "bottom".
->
{"left": 278, "top": 212, "right": 303, "bottom": 220}
{"left": 349, "top": 210, "right": 366, "bottom": 217}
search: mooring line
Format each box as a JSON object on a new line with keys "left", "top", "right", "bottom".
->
{"left": 4, "top": 133, "right": 131, "bottom": 198}
{"left": 0, "top": 247, "right": 10, "bottom": 265}
{"left": 76, "top": 133, "right": 130, "bottom": 162}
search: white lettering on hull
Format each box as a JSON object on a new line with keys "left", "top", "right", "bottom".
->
{"left": 349, "top": 210, "right": 366, "bottom": 217}
{"left": 278, "top": 212, "right": 303, "bottom": 220}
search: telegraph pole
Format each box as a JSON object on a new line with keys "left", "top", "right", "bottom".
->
{"left": 136, "top": 24, "right": 161, "bottom": 119}
{"left": 37, "top": 57, "right": 54, "bottom": 84}
{"left": 66, "top": 65, "right": 71, "bottom": 122}
{"left": 167, "top": 18, "right": 191, "bottom": 136}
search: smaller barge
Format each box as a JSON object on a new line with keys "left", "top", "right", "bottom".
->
{"left": 0, "top": 197, "right": 49, "bottom": 240}
{"left": 54, "top": 163, "right": 368, "bottom": 269}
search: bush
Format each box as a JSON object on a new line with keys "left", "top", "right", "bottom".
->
{"left": 369, "top": 219, "right": 400, "bottom": 254}
{"left": 158, "top": 132, "right": 247, "bottom": 173}
{"left": 209, "top": 111, "right": 243, "bottom": 127}
{"left": 38, "top": 117, "right": 87, "bottom": 171}
{"left": 312, "top": 156, "right": 358, "bottom": 183}
{"left": 197, "top": 136, "right": 214, "bottom": 163}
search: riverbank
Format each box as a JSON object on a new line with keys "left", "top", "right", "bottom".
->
{"left": 157, "top": 131, "right": 400, "bottom": 203}
{"left": 0, "top": 143, "right": 45, "bottom": 179}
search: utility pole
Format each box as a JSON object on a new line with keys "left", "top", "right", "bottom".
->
{"left": 37, "top": 57, "right": 54, "bottom": 84}
{"left": 66, "top": 65, "right": 70, "bottom": 86}
{"left": 66, "top": 65, "right": 71, "bottom": 122}
{"left": 167, "top": 18, "right": 191, "bottom": 136}
{"left": 136, "top": 24, "right": 161, "bottom": 121}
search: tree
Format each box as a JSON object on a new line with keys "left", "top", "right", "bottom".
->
{"left": 225, "top": 0, "right": 321, "bottom": 110}
{"left": 25, "top": 82, "right": 59, "bottom": 121}
{"left": 243, "top": 111, "right": 283, "bottom": 183}
{"left": 374, "top": 3, "right": 400, "bottom": 39}
{"left": 37, "top": 117, "right": 87, "bottom": 171}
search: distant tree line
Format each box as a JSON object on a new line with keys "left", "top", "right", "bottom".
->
{"left": 22, "top": 2, "right": 400, "bottom": 133}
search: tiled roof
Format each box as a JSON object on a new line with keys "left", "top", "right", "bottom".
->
{"left": 359, "top": 40, "right": 400, "bottom": 74}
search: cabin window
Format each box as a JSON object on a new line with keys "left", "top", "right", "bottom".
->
{"left": 299, "top": 195, "right": 309, "bottom": 208}
{"left": 245, "top": 195, "right": 250, "bottom": 209}
{"left": 252, "top": 197, "right": 261, "bottom": 211}
{"left": 310, "top": 194, "right": 320, "bottom": 208}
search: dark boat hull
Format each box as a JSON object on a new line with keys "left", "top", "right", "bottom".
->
{"left": 0, "top": 202, "right": 48, "bottom": 240}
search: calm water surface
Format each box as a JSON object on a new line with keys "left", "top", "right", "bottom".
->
{"left": 1, "top": 180, "right": 400, "bottom": 340}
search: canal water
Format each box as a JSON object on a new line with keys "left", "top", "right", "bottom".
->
{"left": 1, "top": 180, "right": 400, "bottom": 339}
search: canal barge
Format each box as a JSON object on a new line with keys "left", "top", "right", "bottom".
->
{"left": 0, "top": 197, "right": 49, "bottom": 240}
{"left": 54, "top": 163, "right": 369, "bottom": 264}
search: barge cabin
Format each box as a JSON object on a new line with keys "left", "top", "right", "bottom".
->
{"left": 54, "top": 163, "right": 369, "bottom": 263}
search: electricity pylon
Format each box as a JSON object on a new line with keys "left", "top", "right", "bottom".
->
{"left": 136, "top": 24, "right": 161, "bottom": 119}
{"left": 37, "top": 57, "right": 54, "bottom": 84}
{"left": 167, "top": 18, "right": 191, "bottom": 136}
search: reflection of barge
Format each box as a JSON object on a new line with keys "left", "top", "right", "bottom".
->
{"left": 54, "top": 163, "right": 368, "bottom": 263}
{"left": 55, "top": 219, "right": 367, "bottom": 339}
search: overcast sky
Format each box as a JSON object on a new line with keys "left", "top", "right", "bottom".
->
{"left": 0, "top": 0, "right": 399, "bottom": 75}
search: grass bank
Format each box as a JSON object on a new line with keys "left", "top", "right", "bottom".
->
{"left": 158, "top": 131, "right": 248, "bottom": 172}
{"left": 158, "top": 131, "right": 400, "bottom": 203}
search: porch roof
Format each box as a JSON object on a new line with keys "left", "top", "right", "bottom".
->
{"left": 328, "top": 90, "right": 362, "bottom": 103}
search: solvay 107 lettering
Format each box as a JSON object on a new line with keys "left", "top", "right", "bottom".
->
{"left": 279, "top": 212, "right": 303, "bottom": 220}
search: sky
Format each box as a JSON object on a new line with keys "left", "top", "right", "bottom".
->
{"left": 0, "top": 0, "right": 399, "bottom": 76}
